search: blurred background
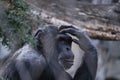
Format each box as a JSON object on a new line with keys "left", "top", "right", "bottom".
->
{"left": 0, "top": 0, "right": 120, "bottom": 80}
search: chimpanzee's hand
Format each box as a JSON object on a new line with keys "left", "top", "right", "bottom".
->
{"left": 59, "top": 25, "right": 95, "bottom": 53}
{"left": 60, "top": 26, "right": 98, "bottom": 80}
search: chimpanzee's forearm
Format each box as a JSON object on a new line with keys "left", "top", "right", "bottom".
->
{"left": 73, "top": 47, "right": 97, "bottom": 80}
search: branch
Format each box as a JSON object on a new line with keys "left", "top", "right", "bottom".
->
{"left": 27, "top": 1, "right": 120, "bottom": 40}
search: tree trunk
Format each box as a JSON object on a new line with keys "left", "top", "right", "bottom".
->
{"left": 27, "top": 0, "right": 120, "bottom": 40}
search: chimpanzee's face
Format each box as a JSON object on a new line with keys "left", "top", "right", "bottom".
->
{"left": 57, "top": 34, "right": 74, "bottom": 69}
{"left": 34, "top": 27, "right": 74, "bottom": 69}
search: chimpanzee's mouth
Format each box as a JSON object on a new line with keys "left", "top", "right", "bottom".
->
{"left": 64, "top": 59, "right": 73, "bottom": 65}
{"left": 59, "top": 58, "right": 74, "bottom": 69}
{"left": 64, "top": 59, "right": 73, "bottom": 62}
{"left": 60, "top": 58, "right": 73, "bottom": 63}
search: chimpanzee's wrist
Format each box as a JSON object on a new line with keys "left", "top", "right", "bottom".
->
{"left": 85, "top": 45, "right": 97, "bottom": 54}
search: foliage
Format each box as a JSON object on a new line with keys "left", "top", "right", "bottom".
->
{"left": 0, "top": 0, "right": 36, "bottom": 50}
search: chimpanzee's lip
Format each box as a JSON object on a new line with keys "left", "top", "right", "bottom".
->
{"left": 64, "top": 59, "right": 73, "bottom": 65}
{"left": 64, "top": 59, "right": 73, "bottom": 62}
{"left": 60, "top": 58, "right": 73, "bottom": 61}
{"left": 59, "top": 58, "right": 73, "bottom": 64}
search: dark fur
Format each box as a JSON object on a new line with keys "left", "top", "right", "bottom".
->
{"left": 0, "top": 26, "right": 97, "bottom": 80}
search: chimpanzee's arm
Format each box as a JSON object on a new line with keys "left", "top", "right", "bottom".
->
{"left": 73, "top": 48, "right": 97, "bottom": 80}
{"left": 59, "top": 26, "right": 98, "bottom": 80}
{"left": 15, "top": 60, "right": 32, "bottom": 80}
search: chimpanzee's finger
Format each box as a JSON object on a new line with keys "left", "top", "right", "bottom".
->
{"left": 57, "top": 34, "right": 68, "bottom": 39}
{"left": 59, "top": 25, "right": 76, "bottom": 31}
{"left": 59, "top": 27, "right": 78, "bottom": 36}
{"left": 59, "top": 26, "right": 87, "bottom": 41}
{"left": 72, "top": 39, "right": 80, "bottom": 45}
{"left": 57, "top": 33, "right": 72, "bottom": 41}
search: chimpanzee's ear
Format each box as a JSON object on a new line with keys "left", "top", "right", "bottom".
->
{"left": 33, "top": 29, "right": 44, "bottom": 40}
{"left": 33, "top": 29, "right": 44, "bottom": 50}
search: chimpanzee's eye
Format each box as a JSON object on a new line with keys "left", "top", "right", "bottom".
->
{"left": 66, "top": 47, "right": 70, "bottom": 51}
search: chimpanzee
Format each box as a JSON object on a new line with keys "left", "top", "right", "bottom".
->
{"left": 0, "top": 25, "right": 97, "bottom": 80}
{"left": 59, "top": 26, "right": 98, "bottom": 80}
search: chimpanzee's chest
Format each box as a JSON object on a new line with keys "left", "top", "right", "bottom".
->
{"left": 39, "top": 65, "right": 55, "bottom": 80}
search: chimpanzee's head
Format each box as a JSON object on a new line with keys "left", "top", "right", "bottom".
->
{"left": 34, "top": 26, "right": 74, "bottom": 69}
